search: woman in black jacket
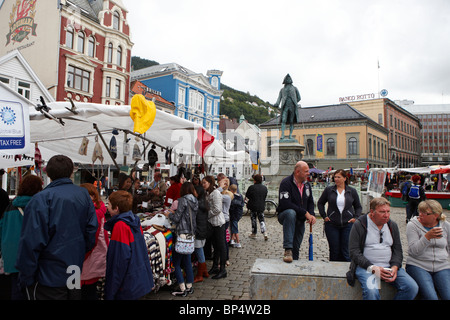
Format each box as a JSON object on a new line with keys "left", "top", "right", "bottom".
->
{"left": 193, "top": 185, "right": 210, "bottom": 283}
{"left": 318, "top": 169, "right": 362, "bottom": 262}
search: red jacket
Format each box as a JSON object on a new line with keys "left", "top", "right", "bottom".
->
{"left": 164, "top": 182, "right": 181, "bottom": 207}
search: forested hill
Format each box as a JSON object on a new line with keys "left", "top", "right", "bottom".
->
{"left": 131, "top": 56, "right": 276, "bottom": 126}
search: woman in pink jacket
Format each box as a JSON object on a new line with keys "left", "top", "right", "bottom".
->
{"left": 80, "top": 183, "right": 110, "bottom": 300}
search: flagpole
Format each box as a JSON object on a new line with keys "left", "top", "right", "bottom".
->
{"left": 377, "top": 59, "right": 381, "bottom": 98}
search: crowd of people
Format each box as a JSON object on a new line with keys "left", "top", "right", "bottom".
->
{"left": 0, "top": 155, "right": 263, "bottom": 300}
{"left": 0, "top": 157, "right": 449, "bottom": 301}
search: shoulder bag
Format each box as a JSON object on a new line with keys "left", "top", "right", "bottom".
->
{"left": 174, "top": 204, "right": 195, "bottom": 255}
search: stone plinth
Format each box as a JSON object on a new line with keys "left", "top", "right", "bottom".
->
{"left": 249, "top": 259, "right": 396, "bottom": 300}
{"left": 262, "top": 140, "right": 305, "bottom": 186}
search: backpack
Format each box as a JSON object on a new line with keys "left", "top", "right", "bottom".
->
{"left": 401, "top": 181, "right": 411, "bottom": 196}
{"left": 408, "top": 184, "right": 420, "bottom": 199}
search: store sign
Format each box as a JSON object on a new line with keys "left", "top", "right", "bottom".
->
{"left": 339, "top": 93, "right": 377, "bottom": 103}
{"left": 6, "top": 0, "right": 38, "bottom": 46}
{"left": 0, "top": 100, "right": 27, "bottom": 151}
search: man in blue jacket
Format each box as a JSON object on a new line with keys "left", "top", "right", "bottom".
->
{"left": 16, "top": 155, "right": 98, "bottom": 300}
{"left": 277, "top": 161, "right": 316, "bottom": 263}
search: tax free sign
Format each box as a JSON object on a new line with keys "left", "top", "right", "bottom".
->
{"left": 0, "top": 82, "right": 30, "bottom": 155}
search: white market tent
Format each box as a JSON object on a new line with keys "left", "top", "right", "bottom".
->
{"left": 2, "top": 96, "right": 245, "bottom": 171}
{"left": 30, "top": 101, "right": 242, "bottom": 167}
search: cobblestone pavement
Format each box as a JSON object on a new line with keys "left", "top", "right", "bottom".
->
{"left": 143, "top": 206, "right": 442, "bottom": 301}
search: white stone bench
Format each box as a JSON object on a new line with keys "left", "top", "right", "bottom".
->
{"left": 249, "top": 259, "right": 396, "bottom": 300}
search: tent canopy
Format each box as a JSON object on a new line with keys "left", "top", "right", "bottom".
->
{"left": 1, "top": 100, "right": 244, "bottom": 169}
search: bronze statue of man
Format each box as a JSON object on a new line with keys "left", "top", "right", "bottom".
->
{"left": 274, "top": 74, "right": 301, "bottom": 140}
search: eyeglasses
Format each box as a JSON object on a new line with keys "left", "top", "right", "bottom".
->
{"left": 419, "top": 211, "right": 435, "bottom": 216}
{"left": 379, "top": 231, "right": 384, "bottom": 243}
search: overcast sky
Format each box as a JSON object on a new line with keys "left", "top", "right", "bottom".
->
{"left": 123, "top": 0, "right": 450, "bottom": 107}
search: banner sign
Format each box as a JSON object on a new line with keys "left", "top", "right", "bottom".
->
{"left": 0, "top": 98, "right": 30, "bottom": 155}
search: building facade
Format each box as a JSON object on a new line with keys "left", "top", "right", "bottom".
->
{"left": 130, "top": 80, "right": 175, "bottom": 115}
{"left": 397, "top": 100, "right": 450, "bottom": 166}
{"left": 131, "top": 63, "right": 223, "bottom": 137}
{"left": 0, "top": 0, "right": 133, "bottom": 105}
{"left": 260, "top": 104, "right": 389, "bottom": 171}
{"left": 349, "top": 99, "right": 421, "bottom": 168}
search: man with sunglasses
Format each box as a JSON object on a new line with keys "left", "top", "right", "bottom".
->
{"left": 346, "top": 197, "right": 418, "bottom": 300}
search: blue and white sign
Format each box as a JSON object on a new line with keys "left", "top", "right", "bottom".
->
{"left": 0, "top": 82, "right": 31, "bottom": 156}
{"left": 380, "top": 89, "right": 389, "bottom": 97}
{"left": 0, "top": 100, "right": 26, "bottom": 150}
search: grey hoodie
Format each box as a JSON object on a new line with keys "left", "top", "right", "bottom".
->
{"left": 406, "top": 217, "right": 450, "bottom": 273}
{"left": 170, "top": 194, "right": 198, "bottom": 235}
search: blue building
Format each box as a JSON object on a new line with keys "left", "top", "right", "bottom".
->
{"left": 131, "top": 63, "right": 223, "bottom": 137}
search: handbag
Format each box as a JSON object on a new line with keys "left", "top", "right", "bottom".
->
{"left": 174, "top": 204, "right": 195, "bottom": 255}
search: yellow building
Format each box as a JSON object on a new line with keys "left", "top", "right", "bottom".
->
{"left": 260, "top": 104, "right": 389, "bottom": 171}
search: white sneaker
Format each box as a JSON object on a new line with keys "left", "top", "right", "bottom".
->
{"left": 234, "top": 242, "right": 242, "bottom": 248}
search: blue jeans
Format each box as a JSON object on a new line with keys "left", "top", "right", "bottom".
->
{"left": 173, "top": 251, "right": 194, "bottom": 285}
{"left": 355, "top": 266, "right": 418, "bottom": 300}
{"left": 406, "top": 264, "right": 450, "bottom": 300}
{"left": 195, "top": 247, "right": 205, "bottom": 264}
{"left": 324, "top": 222, "right": 352, "bottom": 262}
{"left": 278, "top": 209, "right": 305, "bottom": 260}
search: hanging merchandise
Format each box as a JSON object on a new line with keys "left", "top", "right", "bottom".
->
{"left": 79, "top": 137, "right": 89, "bottom": 155}
{"left": 92, "top": 136, "right": 104, "bottom": 164}
{"left": 165, "top": 148, "right": 172, "bottom": 165}
{"left": 109, "top": 135, "right": 117, "bottom": 159}
{"left": 123, "top": 139, "right": 130, "bottom": 156}
{"left": 34, "top": 142, "right": 42, "bottom": 176}
{"left": 148, "top": 144, "right": 158, "bottom": 168}
{"left": 130, "top": 94, "right": 156, "bottom": 134}
{"left": 132, "top": 137, "right": 142, "bottom": 161}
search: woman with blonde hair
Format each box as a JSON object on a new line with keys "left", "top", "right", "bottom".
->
{"left": 406, "top": 200, "right": 450, "bottom": 300}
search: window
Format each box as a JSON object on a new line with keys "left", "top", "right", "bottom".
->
{"left": 107, "top": 43, "right": 113, "bottom": 63}
{"left": 67, "top": 65, "right": 90, "bottom": 92}
{"left": 106, "top": 77, "right": 111, "bottom": 97}
{"left": 66, "top": 26, "right": 74, "bottom": 49}
{"left": 115, "top": 79, "right": 121, "bottom": 99}
{"left": 17, "top": 81, "right": 31, "bottom": 99}
{"left": 77, "top": 32, "right": 85, "bottom": 53}
{"left": 189, "top": 90, "right": 204, "bottom": 112}
{"left": 348, "top": 137, "right": 358, "bottom": 155}
{"left": 207, "top": 99, "right": 212, "bottom": 114}
{"left": 0, "top": 76, "right": 10, "bottom": 84}
{"left": 178, "top": 87, "right": 186, "bottom": 105}
{"left": 117, "top": 46, "right": 122, "bottom": 66}
{"left": 326, "top": 138, "right": 335, "bottom": 156}
{"left": 306, "top": 139, "right": 314, "bottom": 156}
{"left": 113, "top": 11, "right": 120, "bottom": 30}
{"left": 88, "top": 36, "right": 95, "bottom": 57}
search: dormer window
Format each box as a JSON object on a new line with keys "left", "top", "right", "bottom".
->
{"left": 113, "top": 11, "right": 120, "bottom": 30}
{"left": 66, "top": 26, "right": 74, "bottom": 49}
{"left": 77, "top": 32, "right": 85, "bottom": 53}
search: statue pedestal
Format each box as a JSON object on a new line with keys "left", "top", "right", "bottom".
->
{"left": 262, "top": 140, "right": 305, "bottom": 186}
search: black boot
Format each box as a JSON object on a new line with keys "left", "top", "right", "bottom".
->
{"left": 208, "top": 265, "right": 219, "bottom": 275}
{"left": 212, "top": 267, "right": 227, "bottom": 279}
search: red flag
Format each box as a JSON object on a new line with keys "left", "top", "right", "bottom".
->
{"left": 195, "top": 127, "right": 215, "bottom": 158}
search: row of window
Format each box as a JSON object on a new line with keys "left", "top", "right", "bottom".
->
{"left": 178, "top": 87, "right": 217, "bottom": 115}
{"left": 389, "top": 114, "right": 418, "bottom": 137}
{"left": 305, "top": 137, "right": 359, "bottom": 157}
{"left": 65, "top": 27, "right": 124, "bottom": 67}
{"left": 66, "top": 65, "right": 121, "bottom": 99}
